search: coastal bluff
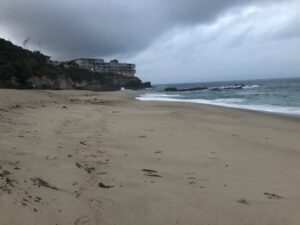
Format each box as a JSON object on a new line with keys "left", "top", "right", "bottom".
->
{"left": 0, "top": 38, "right": 151, "bottom": 91}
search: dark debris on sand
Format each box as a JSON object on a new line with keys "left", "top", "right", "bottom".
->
{"left": 264, "top": 192, "right": 282, "bottom": 199}
{"left": 143, "top": 169, "right": 162, "bottom": 178}
{"left": 237, "top": 199, "right": 250, "bottom": 205}
{"left": 98, "top": 182, "right": 114, "bottom": 189}
{"left": 31, "top": 177, "right": 58, "bottom": 190}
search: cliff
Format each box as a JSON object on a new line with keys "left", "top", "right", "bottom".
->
{"left": 0, "top": 38, "right": 151, "bottom": 91}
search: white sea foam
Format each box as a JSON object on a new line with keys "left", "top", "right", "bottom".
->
{"left": 243, "top": 84, "right": 260, "bottom": 89}
{"left": 140, "top": 93, "right": 183, "bottom": 98}
{"left": 214, "top": 98, "right": 244, "bottom": 103}
{"left": 136, "top": 93, "right": 300, "bottom": 115}
{"left": 208, "top": 84, "right": 260, "bottom": 90}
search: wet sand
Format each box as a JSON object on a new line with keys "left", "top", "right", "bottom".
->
{"left": 0, "top": 89, "right": 300, "bottom": 225}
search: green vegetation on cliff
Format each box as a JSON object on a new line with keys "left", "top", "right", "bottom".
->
{"left": 0, "top": 38, "right": 150, "bottom": 90}
{"left": 0, "top": 38, "right": 59, "bottom": 83}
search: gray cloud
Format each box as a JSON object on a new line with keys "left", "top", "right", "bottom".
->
{"left": 128, "top": 0, "right": 300, "bottom": 83}
{"left": 1, "top": 0, "right": 299, "bottom": 83}
{"left": 0, "top": 0, "right": 276, "bottom": 59}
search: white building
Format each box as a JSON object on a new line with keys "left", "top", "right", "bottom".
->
{"left": 72, "top": 58, "right": 136, "bottom": 77}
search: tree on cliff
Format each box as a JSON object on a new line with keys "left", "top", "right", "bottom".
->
{"left": 0, "top": 38, "right": 150, "bottom": 90}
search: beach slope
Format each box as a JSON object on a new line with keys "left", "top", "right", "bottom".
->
{"left": 0, "top": 90, "right": 300, "bottom": 225}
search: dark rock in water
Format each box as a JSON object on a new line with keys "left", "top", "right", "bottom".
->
{"left": 210, "top": 87, "right": 222, "bottom": 91}
{"left": 179, "top": 87, "right": 208, "bottom": 92}
{"left": 143, "top": 82, "right": 152, "bottom": 88}
{"left": 165, "top": 86, "right": 207, "bottom": 92}
{"left": 164, "top": 84, "right": 246, "bottom": 92}
{"left": 165, "top": 87, "right": 178, "bottom": 92}
{"left": 235, "top": 83, "right": 245, "bottom": 87}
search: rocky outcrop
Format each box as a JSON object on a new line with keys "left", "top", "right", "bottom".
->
{"left": 165, "top": 86, "right": 208, "bottom": 92}
{"left": 74, "top": 76, "right": 151, "bottom": 91}
{"left": 0, "top": 38, "right": 151, "bottom": 91}
{"left": 110, "top": 77, "right": 151, "bottom": 90}
{"left": 25, "top": 76, "right": 73, "bottom": 90}
{"left": 1, "top": 74, "right": 151, "bottom": 91}
{"left": 164, "top": 84, "right": 245, "bottom": 92}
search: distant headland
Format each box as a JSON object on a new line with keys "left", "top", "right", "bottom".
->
{"left": 0, "top": 38, "right": 151, "bottom": 91}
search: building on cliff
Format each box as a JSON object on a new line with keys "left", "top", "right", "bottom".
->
{"left": 72, "top": 58, "right": 136, "bottom": 77}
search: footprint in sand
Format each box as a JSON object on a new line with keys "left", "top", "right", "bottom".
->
{"left": 74, "top": 215, "right": 90, "bottom": 225}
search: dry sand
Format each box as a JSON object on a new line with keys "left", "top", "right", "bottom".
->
{"left": 0, "top": 89, "right": 300, "bottom": 225}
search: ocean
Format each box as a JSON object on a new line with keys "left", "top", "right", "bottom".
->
{"left": 136, "top": 77, "right": 300, "bottom": 115}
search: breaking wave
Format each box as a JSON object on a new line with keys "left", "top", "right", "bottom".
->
{"left": 136, "top": 93, "right": 300, "bottom": 115}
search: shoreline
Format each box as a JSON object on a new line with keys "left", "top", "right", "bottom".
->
{"left": 136, "top": 77, "right": 300, "bottom": 117}
{"left": 135, "top": 95, "right": 300, "bottom": 120}
{"left": 1, "top": 89, "right": 300, "bottom": 225}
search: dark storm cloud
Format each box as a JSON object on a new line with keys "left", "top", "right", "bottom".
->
{"left": 129, "top": 0, "right": 300, "bottom": 83}
{"left": 0, "top": 0, "right": 276, "bottom": 59}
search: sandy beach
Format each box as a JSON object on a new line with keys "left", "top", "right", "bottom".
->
{"left": 0, "top": 89, "right": 300, "bottom": 225}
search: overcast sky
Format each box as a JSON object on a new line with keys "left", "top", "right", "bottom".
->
{"left": 0, "top": 0, "right": 299, "bottom": 84}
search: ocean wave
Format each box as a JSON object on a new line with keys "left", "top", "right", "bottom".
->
{"left": 214, "top": 98, "right": 244, "bottom": 103}
{"left": 136, "top": 93, "right": 300, "bottom": 115}
{"left": 140, "top": 93, "right": 183, "bottom": 98}
{"left": 243, "top": 84, "right": 260, "bottom": 89}
{"left": 207, "top": 84, "right": 260, "bottom": 91}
